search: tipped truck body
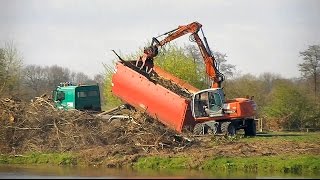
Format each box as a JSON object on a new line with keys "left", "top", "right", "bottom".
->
{"left": 111, "top": 61, "right": 196, "bottom": 133}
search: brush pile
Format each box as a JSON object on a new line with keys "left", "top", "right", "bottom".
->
{"left": 0, "top": 96, "right": 193, "bottom": 155}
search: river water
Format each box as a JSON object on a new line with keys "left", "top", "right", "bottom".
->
{"left": 0, "top": 164, "right": 318, "bottom": 179}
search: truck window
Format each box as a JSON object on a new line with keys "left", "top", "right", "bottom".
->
{"left": 78, "top": 92, "right": 87, "bottom": 98}
{"left": 77, "top": 91, "right": 98, "bottom": 98}
{"left": 88, "top": 91, "right": 98, "bottom": 97}
{"left": 57, "top": 91, "right": 65, "bottom": 101}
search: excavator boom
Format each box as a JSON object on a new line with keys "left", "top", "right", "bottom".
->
{"left": 145, "top": 21, "right": 224, "bottom": 88}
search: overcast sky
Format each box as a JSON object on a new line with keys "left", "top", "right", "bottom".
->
{"left": 1, "top": 0, "right": 319, "bottom": 79}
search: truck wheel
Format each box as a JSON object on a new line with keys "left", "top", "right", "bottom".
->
{"left": 193, "top": 123, "right": 205, "bottom": 135}
{"left": 244, "top": 119, "right": 256, "bottom": 136}
{"left": 221, "top": 122, "right": 236, "bottom": 136}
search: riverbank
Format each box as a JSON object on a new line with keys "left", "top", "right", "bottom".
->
{"left": 1, "top": 132, "right": 319, "bottom": 176}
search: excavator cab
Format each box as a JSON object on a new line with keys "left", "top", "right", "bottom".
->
{"left": 192, "top": 88, "right": 225, "bottom": 118}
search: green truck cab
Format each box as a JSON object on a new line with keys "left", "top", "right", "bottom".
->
{"left": 52, "top": 82, "right": 102, "bottom": 112}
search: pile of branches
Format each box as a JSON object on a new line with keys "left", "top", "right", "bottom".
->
{"left": 0, "top": 96, "right": 194, "bottom": 155}
{"left": 151, "top": 74, "right": 193, "bottom": 99}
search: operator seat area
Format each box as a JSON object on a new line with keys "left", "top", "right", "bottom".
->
{"left": 193, "top": 90, "right": 223, "bottom": 118}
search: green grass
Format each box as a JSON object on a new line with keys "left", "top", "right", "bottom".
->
{"left": 201, "top": 155, "right": 320, "bottom": 175}
{"left": 0, "top": 152, "right": 77, "bottom": 166}
{"left": 132, "top": 154, "right": 320, "bottom": 175}
{"left": 239, "top": 131, "right": 320, "bottom": 143}
{"left": 133, "top": 156, "right": 191, "bottom": 169}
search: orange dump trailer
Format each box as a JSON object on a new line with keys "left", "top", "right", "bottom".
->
{"left": 111, "top": 61, "right": 196, "bottom": 133}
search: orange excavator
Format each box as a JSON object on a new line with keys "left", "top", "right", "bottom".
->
{"left": 111, "top": 21, "right": 257, "bottom": 136}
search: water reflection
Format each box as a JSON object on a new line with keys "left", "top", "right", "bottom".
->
{"left": 0, "top": 164, "right": 318, "bottom": 179}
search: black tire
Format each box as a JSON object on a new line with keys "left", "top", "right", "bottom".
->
{"left": 206, "top": 124, "right": 218, "bottom": 135}
{"left": 193, "top": 123, "right": 205, "bottom": 135}
{"left": 244, "top": 119, "right": 256, "bottom": 136}
{"left": 228, "top": 123, "right": 236, "bottom": 136}
{"left": 220, "top": 122, "right": 228, "bottom": 134}
{"left": 221, "top": 122, "right": 236, "bottom": 136}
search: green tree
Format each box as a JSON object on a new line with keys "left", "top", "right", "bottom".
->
{"left": 298, "top": 45, "right": 320, "bottom": 100}
{"left": 102, "top": 63, "right": 122, "bottom": 109}
{"left": 155, "top": 44, "right": 207, "bottom": 89}
{"left": 261, "top": 81, "right": 311, "bottom": 130}
{"left": 224, "top": 74, "right": 263, "bottom": 100}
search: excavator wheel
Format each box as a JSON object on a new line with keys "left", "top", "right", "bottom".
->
{"left": 244, "top": 119, "right": 256, "bottom": 136}
{"left": 220, "top": 122, "right": 236, "bottom": 136}
{"left": 193, "top": 123, "right": 217, "bottom": 135}
{"left": 193, "top": 123, "right": 205, "bottom": 135}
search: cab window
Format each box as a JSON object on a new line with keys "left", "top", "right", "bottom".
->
{"left": 78, "top": 92, "right": 87, "bottom": 98}
{"left": 208, "top": 91, "right": 222, "bottom": 112}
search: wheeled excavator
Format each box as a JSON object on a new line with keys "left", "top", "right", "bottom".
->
{"left": 111, "top": 21, "right": 257, "bottom": 136}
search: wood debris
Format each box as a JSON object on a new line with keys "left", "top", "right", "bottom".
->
{"left": 0, "top": 96, "right": 193, "bottom": 154}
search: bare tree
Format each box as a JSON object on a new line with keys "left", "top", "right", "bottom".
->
{"left": 183, "top": 44, "right": 236, "bottom": 86}
{"left": 21, "top": 64, "right": 97, "bottom": 99}
{"left": 0, "top": 41, "right": 23, "bottom": 96}
{"left": 74, "top": 72, "right": 93, "bottom": 84}
{"left": 23, "top": 65, "right": 48, "bottom": 96}
{"left": 212, "top": 52, "right": 236, "bottom": 79}
{"left": 93, "top": 73, "right": 105, "bottom": 103}
{"left": 93, "top": 74, "right": 104, "bottom": 85}
{"left": 45, "top": 65, "right": 71, "bottom": 88}
{"left": 0, "top": 49, "right": 5, "bottom": 92}
{"left": 299, "top": 45, "right": 320, "bottom": 99}
{"left": 258, "top": 72, "right": 282, "bottom": 94}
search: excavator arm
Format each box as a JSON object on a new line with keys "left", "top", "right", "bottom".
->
{"left": 142, "top": 21, "right": 224, "bottom": 88}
